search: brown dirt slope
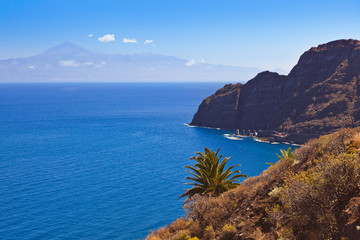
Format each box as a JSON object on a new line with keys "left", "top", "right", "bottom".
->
{"left": 146, "top": 128, "right": 360, "bottom": 240}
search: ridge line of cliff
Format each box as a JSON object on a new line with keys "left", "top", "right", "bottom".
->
{"left": 190, "top": 39, "right": 360, "bottom": 144}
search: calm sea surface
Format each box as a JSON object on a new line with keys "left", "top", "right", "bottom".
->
{"left": 0, "top": 83, "right": 293, "bottom": 239}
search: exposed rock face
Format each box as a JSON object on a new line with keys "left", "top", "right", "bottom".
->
{"left": 191, "top": 39, "right": 360, "bottom": 143}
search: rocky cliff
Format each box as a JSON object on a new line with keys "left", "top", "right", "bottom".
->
{"left": 191, "top": 39, "right": 360, "bottom": 143}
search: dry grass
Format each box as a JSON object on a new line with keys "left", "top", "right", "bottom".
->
{"left": 294, "top": 128, "right": 360, "bottom": 165}
{"left": 201, "top": 226, "right": 215, "bottom": 240}
{"left": 247, "top": 227, "right": 268, "bottom": 240}
{"left": 147, "top": 227, "right": 172, "bottom": 240}
{"left": 168, "top": 218, "right": 189, "bottom": 232}
{"left": 218, "top": 224, "right": 237, "bottom": 240}
{"left": 146, "top": 128, "right": 360, "bottom": 240}
{"left": 169, "top": 230, "right": 191, "bottom": 240}
{"left": 268, "top": 153, "right": 360, "bottom": 239}
{"left": 352, "top": 132, "right": 360, "bottom": 144}
{"left": 183, "top": 192, "right": 238, "bottom": 230}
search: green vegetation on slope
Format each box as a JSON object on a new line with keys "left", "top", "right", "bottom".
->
{"left": 147, "top": 128, "right": 360, "bottom": 240}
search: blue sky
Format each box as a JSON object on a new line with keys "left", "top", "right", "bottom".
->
{"left": 0, "top": 0, "right": 359, "bottom": 71}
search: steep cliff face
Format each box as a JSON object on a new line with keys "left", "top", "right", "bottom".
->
{"left": 191, "top": 83, "right": 243, "bottom": 129}
{"left": 191, "top": 39, "right": 360, "bottom": 142}
{"left": 238, "top": 71, "right": 286, "bottom": 130}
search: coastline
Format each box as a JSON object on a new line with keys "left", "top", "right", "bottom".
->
{"left": 185, "top": 123, "right": 303, "bottom": 146}
{"left": 147, "top": 128, "right": 360, "bottom": 239}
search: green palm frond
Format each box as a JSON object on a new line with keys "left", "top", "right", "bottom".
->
{"left": 277, "top": 147, "right": 295, "bottom": 160}
{"left": 267, "top": 147, "right": 295, "bottom": 166}
{"left": 180, "top": 147, "right": 247, "bottom": 199}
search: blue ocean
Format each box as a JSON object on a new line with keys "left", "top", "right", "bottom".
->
{"left": 0, "top": 83, "right": 292, "bottom": 240}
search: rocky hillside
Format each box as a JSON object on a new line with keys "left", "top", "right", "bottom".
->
{"left": 191, "top": 39, "right": 360, "bottom": 143}
{"left": 147, "top": 128, "right": 360, "bottom": 240}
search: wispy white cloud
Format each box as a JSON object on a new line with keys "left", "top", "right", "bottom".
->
{"left": 95, "top": 61, "right": 106, "bottom": 67}
{"left": 59, "top": 60, "right": 80, "bottom": 67}
{"left": 144, "top": 40, "right": 153, "bottom": 45}
{"left": 186, "top": 59, "right": 195, "bottom": 66}
{"left": 200, "top": 59, "right": 206, "bottom": 63}
{"left": 98, "top": 34, "right": 115, "bottom": 43}
{"left": 123, "top": 38, "right": 137, "bottom": 43}
{"left": 88, "top": 34, "right": 93, "bottom": 37}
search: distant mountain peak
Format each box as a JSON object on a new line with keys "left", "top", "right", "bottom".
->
{"left": 0, "top": 42, "right": 261, "bottom": 82}
{"left": 39, "top": 42, "right": 98, "bottom": 57}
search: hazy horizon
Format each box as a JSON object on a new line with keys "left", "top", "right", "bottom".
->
{"left": 0, "top": 41, "right": 263, "bottom": 69}
{"left": 0, "top": 42, "right": 263, "bottom": 83}
{"left": 0, "top": 0, "right": 359, "bottom": 73}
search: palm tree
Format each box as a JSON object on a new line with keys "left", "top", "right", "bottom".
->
{"left": 276, "top": 147, "right": 295, "bottom": 161}
{"left": 267, "top": 147, "right": 295, "bottom": 166}
{"left": 180, "top": 148, "right": 247, "bottom": 199}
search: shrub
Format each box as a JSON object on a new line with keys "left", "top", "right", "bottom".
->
{"left": 183, "top": 192, "right": 238, "bottom": 229}
{"left": 346, "top": 140, "right": 360, "bottom": 154}
{"left": 170, "top": 230, "right": 191, "bottom": 240}
{"left": 294, "top": 128, "right": 357, "bottom": 165}
{"left": 219, "top": 224, "right": 237, "bottom": 240}
{"left": 266, "top": 156, "right": 294, "bottom": 180}
{"left": 186, "top": 221, "right": 202, "bottom": 238}
{"left": 202, "top": 226, "right": 215, "bottom": 240}
{"left": 248, "top": 227, "right": 267, "bottom": 240}
{"left": 147, "top": 227, "right": 171, "bottom": 239}
{"left": 269, "top": 153, "right": 360, "bottom": 239}
{"left": 169, "top": 218, "right": 190, "bottom": 232}
{"left": 268, "top": 186, "right": 281, "bottom": 199}
{"left": 146, "top": 234, "right": 161, "bottom": 240}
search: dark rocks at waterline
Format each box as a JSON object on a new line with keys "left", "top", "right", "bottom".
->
{"left": 191, "top": 39, "right": 360, "bottom": 144}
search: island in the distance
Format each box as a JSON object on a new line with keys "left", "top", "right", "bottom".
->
{"left": 190, "top": 39, "right": 360, "bottom": 144}
{"left": 0, "top": 42, "right": 260, "bottom": 82}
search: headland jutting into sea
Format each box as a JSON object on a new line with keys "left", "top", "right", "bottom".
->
{"left": 190, "top": 39, "right": 360, "bottom": 144}
{"left": 148, "top": 39, "right": 360, "bottom": 239}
